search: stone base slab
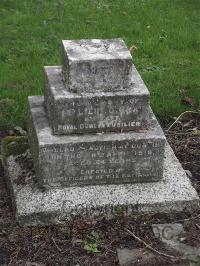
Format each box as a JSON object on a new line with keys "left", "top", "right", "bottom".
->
{"left": 4, "top": 144, "right": 199, "bottom": 226}
{"left": 28, "top": 96, "right": 165, "bottom": 188}
{"left": 44, "top": 65, "right": 149, "bottom": 135}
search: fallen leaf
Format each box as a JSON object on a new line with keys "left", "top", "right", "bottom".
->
{"left": 129, "top": 44, "right": 138, "bottom": 54}
{"left": 192, "top": 129, "right": 200, "bottom": 136}
{"left": 183, "top": 119, "right": 194, "bottom": 128}
{"left": 181, "top": 96, "right": 196, "bottom": 107}
{"left": 26, "top": 262, "right": 45, "bottom": 266}
{"left": 185, "top": 170, "right": 192, "bottom": 178}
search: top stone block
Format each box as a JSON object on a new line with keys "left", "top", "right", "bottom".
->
{"left": 62, "top": 38, "right": 133, "bottom": 93}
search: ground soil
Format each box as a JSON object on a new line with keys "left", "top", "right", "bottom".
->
{"left": 0, "top": 115, "right": 199, "bottom": 265}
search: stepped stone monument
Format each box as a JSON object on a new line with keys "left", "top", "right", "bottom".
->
{"left": 4, "top": 38, "right": 199, "bottom": 225}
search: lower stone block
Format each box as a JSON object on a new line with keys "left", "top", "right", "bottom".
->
{"left": 28, "top": 96, "right": 166, "bottom": 188}
{"left": 4, "top": 144, "right": 199, "bottom": 226}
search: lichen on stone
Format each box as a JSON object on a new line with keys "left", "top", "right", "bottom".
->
{"left": 1, "top": 136, "right": 28, "bottom": 158}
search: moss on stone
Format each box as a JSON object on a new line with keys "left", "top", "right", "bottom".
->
{"left": 1, "top": 136, "right": 28, "bottom": 158}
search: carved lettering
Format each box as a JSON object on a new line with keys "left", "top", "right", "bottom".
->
{"left": 40, "top": 139, "right": 164, "bottom": 185}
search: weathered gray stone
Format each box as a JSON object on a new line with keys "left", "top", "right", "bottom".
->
{"left": 61, "top": 38, "right": 133, "bottom": 93}
{"left": 152, "top": 224, "right": 200, "bottom": 262}
{"left": 152, "top": 223, "right": 184, "bottom": 241}
{"left": 44, "top": 65, "right": 149, "bottom": 135}
{"left": 117, "top": 248, "right": 155, "bottom": 266}
{"left": 28, "top": 96, "right": 165, "bottom": 188}
{"left": 4, "top": 144, "right": 199, "bottom": 226}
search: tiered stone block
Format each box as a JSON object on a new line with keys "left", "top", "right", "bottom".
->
{"left": 27, "top": 38, "right": 166, "bottom": 188}
{"left": 61, "top": 39, "right": 133, "bottom": 93}
{"left": 3, "top": 38, "right": 199, "bottom": 226}
{"left": 28, "top": 96, "right": 165, "bottom": 188}
{"left": 44, "top": 65, "right": 149, "bottom": 135}
{"left": 5, "top": 143, "right": 199, "bottom": 226}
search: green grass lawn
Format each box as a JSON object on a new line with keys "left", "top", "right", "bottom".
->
{"left": 0, "top": 0, "right": 199, "bottom": 131}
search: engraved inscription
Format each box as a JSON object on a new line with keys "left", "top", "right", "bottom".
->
{"left": 40, "top": 140, "right": 164, "bottom": 186}
{"left": 60, "top": 98, "right": 141, "bottom": 119}
{"left": 56, "top": 96, "right": 147, "bottom": 133}
{"left": 59, "top": 201, "right": 142, "bottom": 220}
{"left": 58, "top": 121, "right": 142, "bottom": 131}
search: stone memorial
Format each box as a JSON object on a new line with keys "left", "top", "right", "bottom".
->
{"left": 29, "top": 38, "right": 166, "bottom": 188}
{"left": 3, "top": 38, "right": 199, "bottom": 225}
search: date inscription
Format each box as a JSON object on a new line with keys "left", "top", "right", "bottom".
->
{"left": 40, "top": 140, "right": 164, "bottom": 186}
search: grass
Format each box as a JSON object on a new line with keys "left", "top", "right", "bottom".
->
{"left": 0, "top": 0, "right": 199, "bottom": 130}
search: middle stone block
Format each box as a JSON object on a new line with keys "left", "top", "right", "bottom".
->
{"left": 44, "top": 66, "right": 149, "bottom": 135}
{"left": 28, "top": 96, "right": 166, "bottom": 189}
